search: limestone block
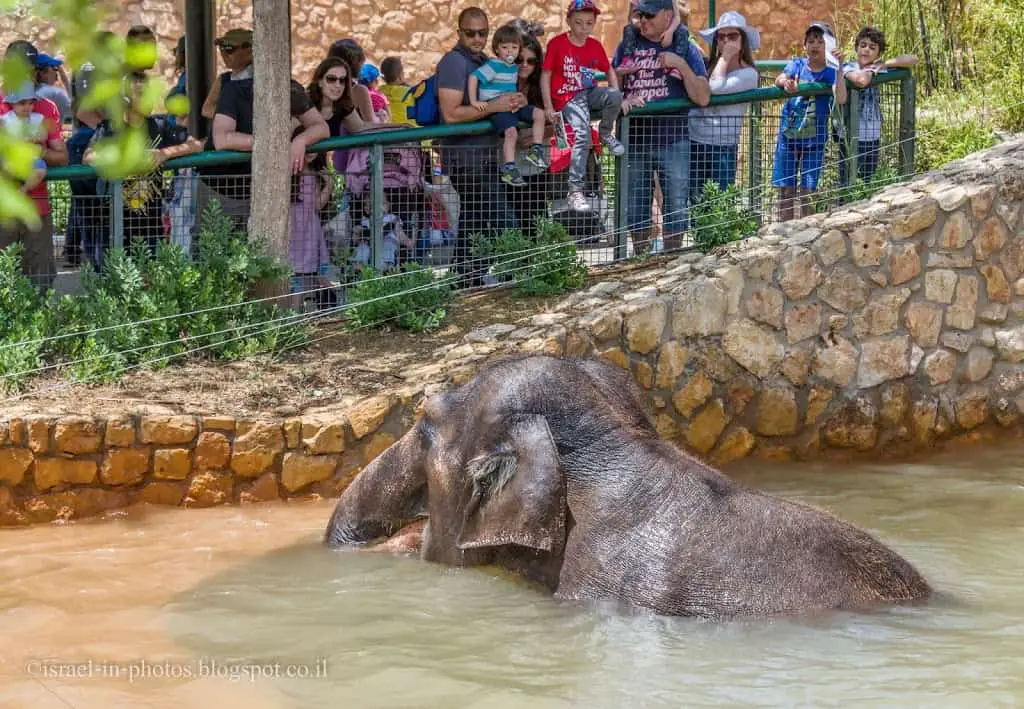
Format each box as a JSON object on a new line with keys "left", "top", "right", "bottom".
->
{"left": 934, "top": 186, "right": 968, "bottom": 212}
{"left": 0, "top": 448, "right": 33, "bottom": 486}
{"left": 104, "top": 417, "right": 136, "bottom": 447}
{"left": 905, "top": 301, "right": 943, "bottom": 347}
{"left": 1000, "top": 243, "right": 1024, "bottom": 281}
{"left": 634, "top": 361, "right": 654, "bottom": 390}
{"left": 923, "top": 350, "right": 957, "bottom": 385}
{"left": 302, "top": 420, "right": 346, "bottom": 454}
{"left": 778, "top": 248, "right": 823, "bottom": 299}
{"left": 153, "top": 449, "right": 192, "bottom": 481}
{"left": 813, "top": 339, "right": 858, "bottom": 387}
{"left": 722, "top": 320, "right": 783, "bottom": 379}
{"left": 781, "top": 344, "right": 814, "bottom": 387}
{"left": 672, "top": 372, "right": 713, "bottom": 418}
{"left": 202, "top": 416, "right": 236, "bottom": 432}
{"left": 281, "top": 453, "right": 339, "bottom": 493}
{"left": 26, "top": 417, "right": 50, "bottom": 454}
{"left": 813, "top": 230, "right": 848, "bottom": 266}
{"left": 622, "top": 299, "right": 668, "bottom": 354}
{"left": 140, "top": 416, "right": 198, "bottom": 445}
{"left": 889, "top": 198, "right": 938, "bottom": 238}
{"left": 858, "top": 336, "right": 910, "bottom": 388}
{"left": 889, "top": 243, "right": 922, "bottom": 285}
{"left": 956, "top": 390, "right": 989, "bottom": 429}
{"left": 925, "top": 269, "right": 958, "bottom": 303}
{"left": 946, "top": 274, "right": 979, "bottom": 330}
{"left": 850, "top": 225, "right": 888, "bottom": 267}
{"left": 853, "top": 289, "right": 912, "bottom": 339}
{"left": 184, "top": 472, "right": 234, "bottom": 508}
{"left": 580, "top": 309, "right": 622, "bottom": 342}
{"left": 35, "top": 458, "right": 97, "bottom": 491}
{"left": 745, "top": 285, "right": 785, "bottom": 329}
{"left": 711, "top": 428, "right": 756, "bottom": 466}
{"left": 755, "top": 385, "right": 799, "bottom": 436}
{"left": 599, "top": 347, "right": 630, "bottom": 370}
{"left": 880, "top": 383, "right": 910, "bottom": 426}
{"left": 941, "top": 331, "right": 975, "bottom": 353}
{"left": 964, "top": 348, "right": 995, "bottom": 382}
{"left": 995, "top": 326, "right": 1024, "bottom": 363}
{"left": 805, "top": 386, "right": 833, "bottom": 425}
{"left": 347, "top": 396, "right": 394, "bottom": 440}
{"left": 980, "top": 264, "right": 1011, "bottom": 303}
{"left": 785, "top": 303, "right": 821, "bottom": 344}
{"left": 975, "top": 216, "right": 1009, "bottom": 261}
{"left": 362, "top": 432, "right": 397, "bottom": 465}
{"left": 54, "top": 417, "right": 103, "bottom": 455}
{"left": 240, "top": 473, "right": 281, "bottom": 503}
{"left": 230, "top": 422, "right": 284, "bottom": 478}
{"left": 655, "top": 342, "right": 689, "bottom": 388}
{"left": 979, "top": 303, "right": 1008, "bottom": 324}
{"left": 100, "top": 448, "right": 150, "bottom": 486}
{"left": 818, "top": 265, "right": 870, "bottom": 312}
{"left": 138, "top": 482, "right": 186, "bottom": 506}
{"left": 684, "top": 400, "right": 729, "bottom": 454}
{"left": 968, "top": 184, "right": 996, "bottom": 219}
{"left": 672, "top": 279, "right": 729, "bottom": 336}
{"left": 194, "top": 432, "right": 231, "bottom": 472}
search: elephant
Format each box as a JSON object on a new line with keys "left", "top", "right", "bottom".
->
{"left": 324, "top": 355, "right": 932, "bottom": 618}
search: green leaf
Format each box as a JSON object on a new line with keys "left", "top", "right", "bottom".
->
{"left": 0, "top": 55, "right": 32, "bottom": 88}
{"left": 0, "top": 138, "right": 42, "bottom": 180}
{"left": 124, "top": 40, "right": 158, "bottom": 70}
{"left": 137, "top": 76, "right": 167, "bottom": 116}
{"left": 0, "top": 178, "right": 41, "bottom": 230}
{"left": 78, "top": 77, "right": 124, "bottom": 111}
{"left": 166, "top": 94, "right": 190, "bottom": 116}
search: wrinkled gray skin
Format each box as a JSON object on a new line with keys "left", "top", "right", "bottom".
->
{"left": 325, "top": 355, "right": 931, "bottom": 618}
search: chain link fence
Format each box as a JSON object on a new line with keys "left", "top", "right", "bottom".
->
{"left": 30, "top": 66, "right": 914, "bottom": 299}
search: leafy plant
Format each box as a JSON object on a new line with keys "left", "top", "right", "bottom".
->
{"left": 344, "top": 264, "right": 454, "bottom": 333}
{"left": 915, "top": 101, "right": 1000, "bottom": 173}
{"left": 0, "top": 244, "right": 50, "bottom": 392}
{"left": 690, "top": 182, "right": 761, "bottom": 254}
{"left": 471, "top": 219, "right": 588, "bottom": 297}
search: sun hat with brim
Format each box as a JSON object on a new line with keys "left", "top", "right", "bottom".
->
{"left": 699, "top": 11, "right": 761, "bottom": 51}
{"left": 3, "top": 80, "right": 37, "bottom": 103}
{"left": 215, "top": 28, "right": 253, "bottom": 48}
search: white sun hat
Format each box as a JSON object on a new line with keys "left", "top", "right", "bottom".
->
{"left": 698, "top": 11, "right": 761, "bottom": 52}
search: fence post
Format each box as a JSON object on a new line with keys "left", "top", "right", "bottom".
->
{"left": 899, "top": 74, "right": 916, "bottom": 177}
{"left": 614, "top": 115, "right": 630, "bottom": 261}
{"left": 111, "top": 180, "right": 124, "bottom": 250}
{"left": 369, "top": 143, "right": 384, "bottom": 272}
{"left": 747, "top": 100, "right": 763, "bottom": 219}
{"left": 844, "top": 88, "right": 861, "bottom": 194}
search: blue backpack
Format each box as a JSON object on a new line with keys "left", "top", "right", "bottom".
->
{"left": 404, "top": 74, "right": 440, "bottom": 126}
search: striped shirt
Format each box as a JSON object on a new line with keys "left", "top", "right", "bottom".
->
{"left": 472, "top": 58, "right": 519, "bottom": 102}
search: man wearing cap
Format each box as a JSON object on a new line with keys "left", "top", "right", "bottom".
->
{"left": 201, "top": 28, "right": 254, "bottom": 121}
{"left": 0, "top": 67, "right": 68, "bottom": 290}
{"left": 612, "top": 0, "right": 709, "bottom": 254}
{"left": 33, "top": 52, "right": 72, "bottom": 125}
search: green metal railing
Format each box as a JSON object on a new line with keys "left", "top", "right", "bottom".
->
{"left": 44, "top": 64, "right": 914, "bottom": 274}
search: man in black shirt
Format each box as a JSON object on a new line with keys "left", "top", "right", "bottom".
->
{"left": 195, "top": 54, "right": 329, "bottom": 235}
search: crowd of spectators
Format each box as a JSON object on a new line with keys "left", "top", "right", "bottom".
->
{"left": 0, "top": 4, "right": 916, "bottom": 293}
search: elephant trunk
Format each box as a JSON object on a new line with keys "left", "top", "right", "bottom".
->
{"left": 324, "top": 432, "right": 427, "bottom": 548}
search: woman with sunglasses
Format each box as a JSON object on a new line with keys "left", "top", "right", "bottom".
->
{"left": 688, "top": 12, "right": 760, "bottom": 203}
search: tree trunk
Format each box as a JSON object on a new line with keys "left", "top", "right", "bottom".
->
{"left": 249, "top": 0, "right": 292, "bottom": 297}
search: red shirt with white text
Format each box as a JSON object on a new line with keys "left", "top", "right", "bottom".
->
{"left": 542, "top": 33, "right": 611, "bottom": 112}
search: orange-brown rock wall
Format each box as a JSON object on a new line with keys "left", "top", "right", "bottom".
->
{"left": 2, "top": 0, "right": 854, "bottom": 92}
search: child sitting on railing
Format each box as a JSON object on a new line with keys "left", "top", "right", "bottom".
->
{"left": 352, "top": 194, "right": 413, "bottom": 272}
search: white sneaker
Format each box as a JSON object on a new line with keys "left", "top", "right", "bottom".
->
{"left": 601, "top": 134, "right": 626, "bottom": 156}
{"left": 567, "top": 191, "right": 592, "bottom": 212}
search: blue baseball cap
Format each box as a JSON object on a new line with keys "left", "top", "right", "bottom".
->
{"left": 633, "top": 0, "right": 673, "bottom": 14}
{"left": 35, "top": 52, "right": 63, "bottom": 67}
{"left": 358, "top": 63, "right": 380, "bottom": 85}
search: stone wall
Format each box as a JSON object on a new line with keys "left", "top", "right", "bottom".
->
{"left": 2, "top": 137, "right": 1023, "bottom": 527}
{"left": 2, "top": 0, "right": 849, "bottom": 92}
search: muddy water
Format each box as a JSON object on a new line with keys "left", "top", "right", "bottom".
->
{"left": 2, "top": 444, "right": 1023, "bottom": 709}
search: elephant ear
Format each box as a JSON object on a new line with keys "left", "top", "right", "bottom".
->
{"left": 456, "top": 414, "right": 565, "bottom": 553}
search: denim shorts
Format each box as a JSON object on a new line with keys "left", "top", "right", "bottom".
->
{"left": 772, "top": 136, "right": 826, "bottom": 190}
{"left": 491, "top": 105, "right": 537, "bottom": 133}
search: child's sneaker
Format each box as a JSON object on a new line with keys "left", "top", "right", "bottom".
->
{"left": 601, "top": 134, "right": 626, "bottom": 157}
{"left": 567, "top": 191, "right": 591, "bottom": 212}
{"left": 525, "top": 143, "right": 549, "bottom": 170}
{"left": 501, "top": 163, "right": 526, "bottom": 187}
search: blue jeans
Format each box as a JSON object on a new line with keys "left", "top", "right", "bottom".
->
{"left": 689, "top": 141, "right": 738, "bottom": 203}
{"left": 626, "top": 137, "right": 690, "bottom": 250}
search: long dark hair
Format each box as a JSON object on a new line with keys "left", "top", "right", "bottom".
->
{"left": 518, "top": 35, "right": 544, "bottom": 107}
{"left": 307, "top": 56, "right": 355, "bottom": 119}
{"left": 706, "top": 28, "right": 756, "bottom": 73}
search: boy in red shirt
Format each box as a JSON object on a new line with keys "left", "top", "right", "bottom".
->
{"left": 0, "top": 76, "right": 67, "bottom": 291}
{"left": 542, "top": 0, "right": 624, "bottom": 212}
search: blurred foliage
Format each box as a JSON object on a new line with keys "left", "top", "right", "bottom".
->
{"left": 0, "top": 0, "right": 188, "bottom": 228}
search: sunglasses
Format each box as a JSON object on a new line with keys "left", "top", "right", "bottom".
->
{"left": 717, "top": 31, "right": 742, "bottom": 41}
{"left": 323, "top": 74, "right": 348, "bottom": 84}
{"left": 516, "top": 56, "right": 537, "bottom": 66}
{"left": 460, "top": 28, "right": 489, "bottom": 38}
{"left": 636, "top": 11, "right": 657, "bottom": 19}
{"left": 218, "top": 42, "right": 250, "bottom": 54}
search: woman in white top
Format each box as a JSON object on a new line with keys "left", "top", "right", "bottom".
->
{"left": 688, "top": 12, "right": 760, "bottom": 203}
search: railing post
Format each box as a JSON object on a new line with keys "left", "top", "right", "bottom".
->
{"left": 614, "top": 115, "right": 630, "bottom": 261}
{"left": 844, "top": 87, "right": 861, "bottom": 193}
{"left": 110, "top": 180, "right": 124, "bottom": 250}
{"left": 899, "top": 74, "right": 916, "bottom": 177}
{"left": 369, "top": 143, "right": 384, "bottom": 272}
{"left": 747, "top": 100, "right": 763, "bottom": 219}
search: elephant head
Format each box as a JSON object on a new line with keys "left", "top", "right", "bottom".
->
{"left": 325, "top": 355, "right": 932, "bottom": 617}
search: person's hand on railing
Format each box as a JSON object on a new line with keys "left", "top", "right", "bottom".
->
{"left": 621, "top": 94, "right": 647, "bottom": 115}
{"left": 492, "top": 92, "right": 527, "bottom": 114}
{"left": 781, "top": 76, "right": 800, "bottom": 94}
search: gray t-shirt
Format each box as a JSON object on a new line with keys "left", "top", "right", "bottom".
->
{"left": 436, "top": 43, "right": 498, "bottom": 161}
{"left": 37, "top": 84, "right": 72, "bottom": 124}
{"left": 689, "top": 66, "right": 759, "bottom": 146}
{"left": 843, "top": 61, "right": 882, "bottom": 141}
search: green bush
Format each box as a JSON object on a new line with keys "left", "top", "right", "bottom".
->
{"left": 471, "top": 219, "right": 588, "bottom": 297}
{"left": 0, "top": 203, "right": 306, "bottom": 387}
{"left": 915, "top": 101, "right": 1000, "bottom": 173}
{"left": 690, "top": 183, "right": 760, "bottom": 254}
{"left": 344, "top": 263, "right": 454, "bottom": 333}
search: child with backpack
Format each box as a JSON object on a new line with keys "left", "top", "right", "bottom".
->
{"left": 771, "top": 21, "right": 846, "bottom": 221}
